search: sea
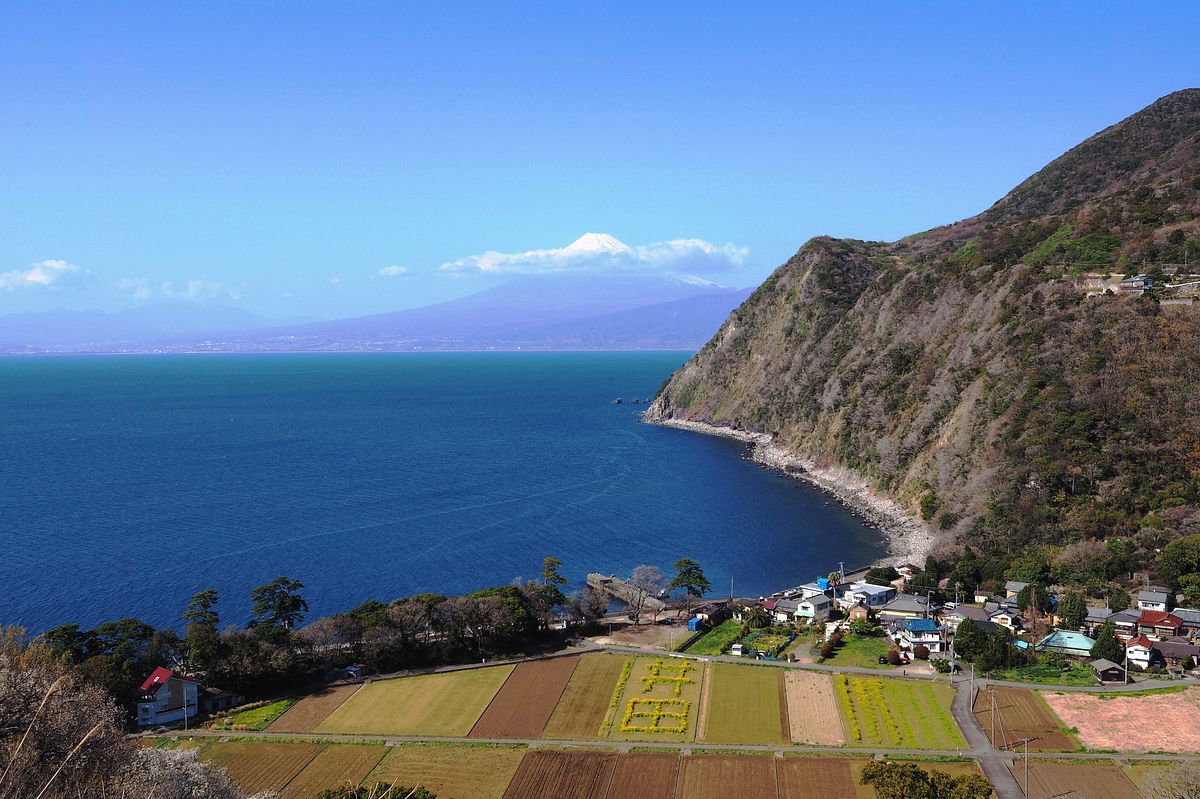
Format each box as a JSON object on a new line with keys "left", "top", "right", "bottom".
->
{"left": 0, "top": 352, "right": 886, "bottom": 634}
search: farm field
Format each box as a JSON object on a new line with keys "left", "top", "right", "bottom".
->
{"left": 366, "top": 744, "right": 526, "bottom": 799}
{"left": 605, "top": 752, "right": 680, "bottom": 799}
{"left": 501, "top": 749, "right": 617, "bottom": 799}
{"left": 819, "top": 633, "right": 894, "bottom": 670}
{"left": 211, "top": 698, "right": 295, "bottom": 731}
{"left": 315, "top": 665, "right": 513, "bottom": 736}
{"left": 268, "top": 684, "right": 361, "bottom": 733}
{"left": 676, "top": 755, "right": 777, "bottom": 799}
{"left": 279, "top": 744, "right": 387, "bottom": 799}
{"left": 542, "top": 653, "right": 629, "bottom": 740}
{"left": 201, "top": 742, "right": 321, "bottom": 795}
{"left": 1009, "top": 760, "right": 1141, "bottom": 799}
{"left": 835, "top": 676, "right": 965, "bottom": 749}
{"left": 1041, "top": 686, "right": 1200, "bottom": 752}
{"left": 699, "top": 663, "right": 785, "bottom": 745}
{"left": 972, "top": 687, "right": 1077, "bottom": 751}
{"left": 783, "top": 671, "right": 845, "bottom": 745}
{"left": 608, "top": 657, "right": 705, "bottom": 743}
{"left": 683, "top": 619, "right": 743, "bottom": 655}
{"left": 470, "top": 656, "right": 580, "bottom": 739}
{"left": 777, "top": 757, "right": 858, "bottom": 799}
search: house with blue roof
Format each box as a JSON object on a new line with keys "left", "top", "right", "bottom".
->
{"left": 1035, "top": 630, "right": 1096, "bottom": 658}
{"left": 896, "top": 617, "right": 945, "bottom": 653}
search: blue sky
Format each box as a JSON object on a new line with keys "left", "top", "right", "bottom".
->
{"left": 2, "top": 2, "right": 1198, "bottom": 319}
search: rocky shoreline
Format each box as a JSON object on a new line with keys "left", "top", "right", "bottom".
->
{"left": 646, "top": 416, "right": 934, "bottom": 565}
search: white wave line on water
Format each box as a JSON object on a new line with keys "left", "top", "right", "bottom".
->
{"left": 165, "top": 474, "right": 620, "bottom": 571}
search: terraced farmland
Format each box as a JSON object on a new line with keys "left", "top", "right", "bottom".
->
{"left": 315, "top": 665, "right": 513, "bottom": 736}
{"left": 698, "top": 663, "right": 786, "bottom": 745}
{"left": 470, "top": 655, "right": 579, "bottom": 738}
{"left": 279, "top": 744, "right": 386, "bottom": 799}
{"left": 268, "top": 684, "right": 361, "bottom": 733}
{"left": 835, "top": 675, "right": 964, "bottom": 749}
{"left": 201, "top": 742, "right": 321, "bottom": 795}
{"left": 542, "top": 653, "right": 629, "bottom": 739}
{"left": 366, "top": 744, "right": 526, "bottom": 799}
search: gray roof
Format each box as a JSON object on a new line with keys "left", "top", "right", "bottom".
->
{"left": 1152, "top": 641, "right": 1200, "bottom": 659}
{"left": 1091, "top": 658, "right": 1123, "bottom": 671}
{"left": 951, "top": 606, "right": 991, "bottom": 622}
{"left": 972, "top": 620, "right": 1003, "bottom": 636}
{"left": 1111, "top": 609, "right": 1141, "bottom": 624}
{"left": 1005, "top": 581, "right": 1029, "bottom": 592}
{"left": 1138, "top": 590, "right": 1169, "bottom": 603}
{"left": 774, "top": 598, "right": 801, "bottom": 613}
{"left": 1173, "top": 608, "right": 1200, "bottom": 624}
{"left": 1085, "top": 607, "right": 1113, "bottom": 622}
{"left": 882, "top": 595, "right": 929, "bottom": 614}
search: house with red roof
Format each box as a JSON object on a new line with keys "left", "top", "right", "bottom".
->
{"left": 1137, "top": 610, "right": 1183, "bottom": 640}
{"left": 1125, "top": 636, "right": 1161, "bottom": 669}
{"left": 135, "top": 667, "right": 199, "bottom": 727}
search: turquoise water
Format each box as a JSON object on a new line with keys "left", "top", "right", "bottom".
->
{"left": 0, "top": 353, "right": 885, "bottom": 632}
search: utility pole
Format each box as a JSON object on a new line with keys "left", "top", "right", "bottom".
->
{"left": 1023, "top": 737, "right": 1029, "bottom": 796}
{"left": 990, "top": 687, "right": 996, "bottom": 745}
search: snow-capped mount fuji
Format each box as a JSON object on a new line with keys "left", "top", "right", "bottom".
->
{"left": 563, "top": 232, "right": 630, "bottom": 254}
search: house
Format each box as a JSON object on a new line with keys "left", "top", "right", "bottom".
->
{"left": 944, "top": 606, "right": 991, "bottom": 633}
{"left": 729, "top": 598, "right": 761, "bottom": 622}
{"left": 1174, "top": 607, "right": 1200, "bottom": 633}
{"left": 1110, "top": 609, "right": 1141, "bottom": 638}
{"left": 200, "top": 687, "right": 239, "bottom": 716}
{"left": 878, "top": 593, "right": 929, "bottom": 622}
{"left": 1125, "top": 636, "right": 1161, "bottom": 669}
{"left": 1152, "top": 638, "right": 1200, "bottom": 671}
{"left": 772, "top": 598, "right": 801, "bottom": 625}
{"left": 1091, "top": 658, "right": 1126, "bottom": 683}
{"left": 799, "top": 578, "right": 834, "bottom": 599}
{"left": 836, "top": 582, "right": 896, "bottom": 610}
{"left": 693, "top": 601, "right": 729, "bottom": 625}
{"left": 897, "top": 618, "right": 944, "bottom": 653}
{"left": 1119, "top": 274, "right": 1154, "bottom": 294}
{"left": 847, "top": 603, "right": 871, "bottom": 622}
{"left": 1137, "top": 610, "right": 1183, "bottom": 640}
{"left": 135, "top": 667, "right": 200, "bottom": 727}
{"left": 1004, "top": 581, "right": 1029, "bottom": 599}
{"left": 797, "top": 594, "right": 833, "bottom": 622}
{"left": 989, "top": 610, "right": 1022, "bottom": 631}
{"left": 1137, "top": 590, "right": 1170, "bottom": 612}
{"left": 973, "top": 591, "right": 991, "bottom": 605}
{"left": 1035, "top": 630, "right": 1096, "bottom": 658}
{"left": 1082, "top": 606, "right": 1113, "bottom": 636}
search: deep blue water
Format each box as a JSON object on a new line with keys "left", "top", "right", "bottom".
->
{"left": 0, "top": 353, "right": 885, "bottom": 633}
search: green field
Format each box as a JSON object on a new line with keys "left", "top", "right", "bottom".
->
{"left": 700, "top": 663, "right": 785, "bottom": 745}
{"left": 819, "top": 634, "right": 894, "bottom": 669}
{"left": 835, "top": 676, "right": 965, "bottom": 750}
{"left": 684, "top": 619, "right": 744, "bottom": 655}
{"left": 607, "top": 656, "right": 705, "bottom": 743}
{"left": 985, "top": 661, "right": 1096, "bottom": 686}
{"left": 315, "top": 665, "right": 514, "bottom": 736}
{"left": 211, "top": 698, "right": 296, "bottom": 731}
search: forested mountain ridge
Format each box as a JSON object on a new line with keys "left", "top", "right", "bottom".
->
{"left": 647, "top": 89, "right": 1200, "bottom": 558}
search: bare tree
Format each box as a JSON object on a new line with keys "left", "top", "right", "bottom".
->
{"left": 629, "top": 565, "right": 666, "bottom": 625}
{"left": 1140, "top": 760, "right": 1200, "bottom": 799}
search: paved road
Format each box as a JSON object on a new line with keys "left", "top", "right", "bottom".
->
{"left": 949, "top": 681, "right": 1026, "bottom": 799}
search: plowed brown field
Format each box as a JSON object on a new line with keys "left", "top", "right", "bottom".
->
{"left": 543, "top": 653, "right": 628, "bottom": 739}
{"left": 605, "top": 752, "right": 680, "bottom": 799}
{"left": 777, "top": 757, "right": 857, "bottom": 799}
{"left": 267, "top": 685, "right": 361, "bottom": 733}
{"left": 1010, "top": 761, "right": 1141, "bottom": 799}
{"left": 972, "top": 687, "right": 1076, "bottom": 751}
{"left": 1042, "top": 687, "right": 1200, "bottom": 752}
{"left": 202, "top": 742, "right": 321, "bottom": 795}
{"left": 677, "top": 755, "right": 778, "bottom": 799}
{"left": 280, "top": 744, "right": 386, "bottom": 799}
{"left": 501, "top": 750, "right": 617, "bottom": 799}
{"left": 470, "top": 656, "right": 580, "bottom": 739}
{"left": 783, "top": 671, "right": 845, "bottom": 745}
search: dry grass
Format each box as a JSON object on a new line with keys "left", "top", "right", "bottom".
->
{"left": 366, "top": 744, "right": 526, "bottom": 799}
{"left": 280, "top": 744, "right": 387, "bottom": 799}
{"left": 698, "top": 663, "right": 785, "bottom": 745}
{"left": 784, "top": 671, "right": 845, "bottom": 745}
{"left": 542, "top": 653, "right": 628, "bottom": 740}
{"left": 201, "top": 742, "right": 321, "bottom": 795}
{"left": 1041, "top": 686, "right": 1200, "bottom": 752}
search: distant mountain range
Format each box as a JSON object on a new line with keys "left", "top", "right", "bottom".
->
{"left": 0, "top": 273, "right": 751, "bottom": 353}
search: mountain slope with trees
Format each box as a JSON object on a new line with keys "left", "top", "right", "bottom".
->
{"left": 648, "top": 89, "right": 1200, "bottom": 572}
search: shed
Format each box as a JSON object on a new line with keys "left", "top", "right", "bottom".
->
{"left": 1091, "top": 658, "right": 1126, "bottom": 683}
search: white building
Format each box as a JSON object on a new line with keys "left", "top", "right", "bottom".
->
{"left": 136, "top": 667, "right": 199, "bottom": 727}
{"left": 797, "top": 594, "right": 833, "bottom": 621}
{"left": 836, "top": 582, "right": 896, "bottom": 610}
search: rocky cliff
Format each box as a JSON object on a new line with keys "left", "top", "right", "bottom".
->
{"left": 647, "top": 89, "right": 1200, "bottom": 556}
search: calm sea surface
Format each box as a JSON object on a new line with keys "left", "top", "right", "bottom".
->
{"left": 0, "top": 353, "right": 885, "bottom": 633}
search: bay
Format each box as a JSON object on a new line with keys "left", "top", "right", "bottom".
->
{"left": 0, "top": 352, "right": 885, "bottom": 633}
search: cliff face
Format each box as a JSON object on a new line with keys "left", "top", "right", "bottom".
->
{"left": 648, "top": 90, "right": 1200, "bottom": 553}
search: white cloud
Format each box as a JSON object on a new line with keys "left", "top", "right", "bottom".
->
{"left": 377, "top": 264, "right": 412, "bottom": 277}
{"left": 117, "top": 277, "right": 235, "bottom": 302}
{"left": 0, "top": 259, "right": 88, "bottom": 291}
{"left": 329, "top": 277, "right": 343, "bottom": 284}
{"left": 437, "top": 233, "right": 748, "bottom": 278}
